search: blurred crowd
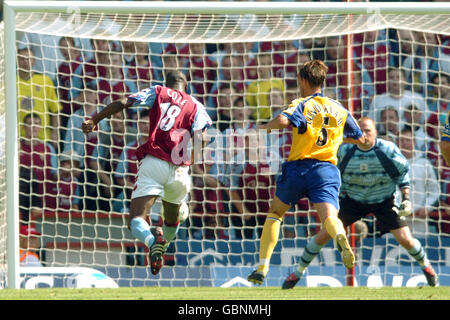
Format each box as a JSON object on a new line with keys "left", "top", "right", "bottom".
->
{"left": 15, "top": 26, "right": 450, "bottom": 247}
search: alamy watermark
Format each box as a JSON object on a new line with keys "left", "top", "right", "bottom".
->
{"left": 171, "top": 127, "right": 287, "bottom": 175}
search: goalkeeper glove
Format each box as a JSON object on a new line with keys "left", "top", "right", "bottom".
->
{"left": 394, "top": 193, "right": 412, "bottom": 217}
{"left": 398, "top": 200, "right": 412, "bottom": 216}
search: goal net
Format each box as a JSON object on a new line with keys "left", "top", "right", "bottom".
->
{"left": 1, "top": 1, "right": 450, "bottom": 288}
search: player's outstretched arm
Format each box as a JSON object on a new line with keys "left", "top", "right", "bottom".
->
{"left": 81, "top": 97, "right": 131, "bottom": 133}
{"left": 343, "top": 134, "right": 366, "bottom": 145}
{"left": 258, "top": 114, "right": 290, "bottom": 133}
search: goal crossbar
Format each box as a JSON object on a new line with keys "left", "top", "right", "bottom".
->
{"left": 5, "top": 1, "right": 450, "bottom": 15}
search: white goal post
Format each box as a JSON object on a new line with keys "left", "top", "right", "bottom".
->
{"left": 2, "top": 1, "right": 450, "bottom": 289}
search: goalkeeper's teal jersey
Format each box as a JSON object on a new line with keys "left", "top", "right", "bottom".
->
{"left": 338, "top": 138, "right": 410, "bottom": 204}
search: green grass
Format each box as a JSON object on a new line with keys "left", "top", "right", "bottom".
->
{"left": 0, "top": 286, "right": 449, "bottom": 300}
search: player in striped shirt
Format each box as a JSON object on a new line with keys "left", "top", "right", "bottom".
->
{"left": 248, "top": 60, "right": 364, "bottom": 285}
{"left": 282, "top": 117, "right": 438, "bottom": 288}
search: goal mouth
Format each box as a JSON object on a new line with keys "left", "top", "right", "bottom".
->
{"left": 1, "top": 1, "right": 450, "bottom": 289}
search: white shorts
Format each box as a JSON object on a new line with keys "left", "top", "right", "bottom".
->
{"left": 131, "top": 155, "right": 191, "bottom": 204}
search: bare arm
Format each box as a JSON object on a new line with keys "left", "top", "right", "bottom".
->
{"left": 343, "top": 134, "right": 366, "bottom": 145}
{"left": 258, "top": 114, "right": 291, "bottom": 133}
{"left": 82, "top": 97, "right": 131, "bottom": 133}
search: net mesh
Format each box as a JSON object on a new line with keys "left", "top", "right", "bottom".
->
{"left": 13, "top": 12, "right": 450, "bottom": 42}
{"left": 1, "top": 9, "right": 450, "bottom": 288}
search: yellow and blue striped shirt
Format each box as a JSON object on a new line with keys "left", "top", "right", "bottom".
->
{"left": 281, "top": 93, "right": 362, "bottom": 165}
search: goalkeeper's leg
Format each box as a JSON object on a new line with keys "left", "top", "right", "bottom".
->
{"left": 392, "top": 226, "right": 438, "bottom": 287}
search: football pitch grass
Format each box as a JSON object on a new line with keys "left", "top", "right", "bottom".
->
{"left": 1, "top": 286, "right": 449, "bottom": 300}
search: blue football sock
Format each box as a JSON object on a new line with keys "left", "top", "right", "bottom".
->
{"left": 130, "top": 217, "right": 154, "bottom": 248}
{"left": 293, "top": 269, "right": 304, "bottom": 278}
{"left": 295, "top": 235, "right": 325, "bottom": 277}
{"left": 408, "top": 238, "right": 430, "bottom": 269}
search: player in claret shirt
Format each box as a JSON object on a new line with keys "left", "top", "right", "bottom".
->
{"left": 82, "top": 71, "right": 212, "bottom": 275}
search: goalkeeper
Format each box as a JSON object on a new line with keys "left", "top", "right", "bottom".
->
{"left": 282, "top": 117, "right": 438, "bottom": 289}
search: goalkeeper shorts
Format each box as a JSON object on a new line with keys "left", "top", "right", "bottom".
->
{"left": 275, "top": 159, "right": 340, "bottom": 210}
{"left": 338, "top": 196, "right": 408, "bottom": 235}
{"left": 131, "top": 155, "right": 191, "bottom": 204}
